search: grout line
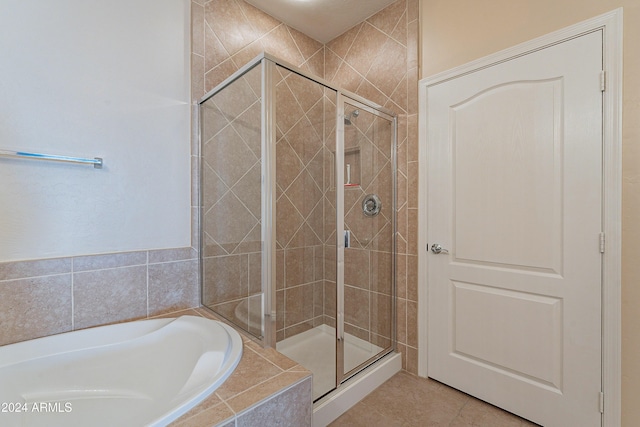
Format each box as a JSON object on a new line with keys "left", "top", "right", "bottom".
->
{"left": 335, "top": 22, "right": 364, "bottom": 64}
{"left": 0, "top": 271, "right": 71, "bottom": 283}
{"left": 203, "top": 6, "right": 234, "bottom": 60}
{"left": 70, "top": 263, "right": 148, "bottom": 275}
{"left": 383, "top": 5, "right": 408, "bottom": 47}
{"left": 222, "top": 399, "right": 236, "bottom": 417}
{"left": 284, "top": 25, "right": 309, "bottom": 65}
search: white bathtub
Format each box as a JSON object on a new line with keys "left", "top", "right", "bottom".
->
{"left": 0, "top": 315, "right": 243, "bottom": 427}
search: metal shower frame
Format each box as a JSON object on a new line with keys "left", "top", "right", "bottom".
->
{"left": 198, "top": 52, "right": 398, "bottom": 390}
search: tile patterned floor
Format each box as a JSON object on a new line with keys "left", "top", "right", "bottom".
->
{"left": 329, "top": 371, "right": 540, "bottom": 427}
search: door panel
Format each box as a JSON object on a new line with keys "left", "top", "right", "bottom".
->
{"left": 340, "top": 97, "right": 396, "bottom": 380}
{"left": 452, "top": 281, "right": 563, "bottom": 389}
{"left": 453, "top": 78, "right": 563, "bottom": 273}
{"left": 426, "top": 30, "right": 603, "bottom": 427}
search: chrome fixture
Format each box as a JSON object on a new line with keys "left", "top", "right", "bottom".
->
{"left": 344, "top": 109, "right": 359, "bottom": 125}
{"left": 430, "top": 243, "right": 449, "bottom": 254}
{"left": 0, "top": 149, "right": 103, "bottom": 168}
{"left": 344, "top": 230, "right": 351, "bottom": 248}
{"left": 362, "top": 193, "right": 382, "bottom": 217}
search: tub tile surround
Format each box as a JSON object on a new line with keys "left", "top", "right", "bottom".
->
{"left": 195, "top": 0, "right": 420, "bottom": 374}
{"left": 0, "top": 248, "right": 199, "bottom": 346}
{"left": 0, "top": 298, "right": 312, "bottom": 426}
{"left": 166, "top": 308, "right": 312, "bottom": 427}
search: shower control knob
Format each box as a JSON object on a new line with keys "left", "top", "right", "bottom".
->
{"left": 362, "top": 194, "right": 382, "bottom": 217}
{"left": 430, "top": 243, "right": 449, "bottom": 254}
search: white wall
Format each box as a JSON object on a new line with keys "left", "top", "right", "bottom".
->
{"left": 0, "top": 0, "right": 191, "bottom": 261}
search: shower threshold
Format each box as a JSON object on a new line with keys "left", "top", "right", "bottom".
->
{"left": 276, "top": 325, "right": 381, "bottom": 400}
{"left": 313, "top": 350, "right": 401, "bottom": 426}
{"left": 276, "top": 324, "right": 401, "bottom": 426}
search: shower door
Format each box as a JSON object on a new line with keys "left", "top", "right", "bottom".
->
{"left": 338, "top": 96, "right": 396, "bottom": 381}
{"left": 271, "top": 70, "right": 396, "bottom": 400}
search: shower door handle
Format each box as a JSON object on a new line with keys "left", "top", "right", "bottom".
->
{"left": 430, "top": 243, "right": 449, "bottom": 254}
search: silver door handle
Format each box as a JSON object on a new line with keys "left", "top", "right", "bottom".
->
{"left": 430, "top": 243, "right": 449, "bottom": 254}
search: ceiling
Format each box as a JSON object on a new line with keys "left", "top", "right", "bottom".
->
{"left": 244, "top": 0, "right": 397, "bottom": 43}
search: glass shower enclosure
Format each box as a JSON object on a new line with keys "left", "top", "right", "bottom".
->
{"left": 199, "top": 53, "right": 396, "bottom": 401}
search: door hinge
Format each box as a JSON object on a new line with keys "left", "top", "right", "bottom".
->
{"left": 599, "top": 391, "right": 605, "bottom": 413}
{"left": 599, "top": 232, "right": 606, "bottom": 254}
{"left": 600, "top": 70, "right": 606, "bottom": 92}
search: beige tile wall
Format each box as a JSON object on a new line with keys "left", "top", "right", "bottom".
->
{"left": 195, "top": 0, "right": 419, "bottom": 374}
{"left": 192, "top": 0, "right": 324, "bottom": 101}
{"left": 338, "top": 111, "right": 395, "bottom": 348}
{"left": 200, "top": 63, "right": 264, "bottom": 337}
{"left": 196, "top": 0, "right": 328, "bottom": 340}
{"left": 275, "top": 66, "right": 331, "bottom": 340}
{"left": 0, "top": 248, "right": 199, "bottom": 346}
{"left": 324, "top": 0, "right": 420, "bottom": 373}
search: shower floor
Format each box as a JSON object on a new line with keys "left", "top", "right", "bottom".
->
{"left": 276, "top": 325, "right": 383, "bottom": 400}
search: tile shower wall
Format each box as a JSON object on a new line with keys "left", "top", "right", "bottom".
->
{"left": 195, "top": 0, "right": 327, "bottom": 341}
{"left": 194, "top": 0, "right": 419, "bottom": 374}
{"left": 200, "top": 64, "right": 264, "bottom": 337}
{"left": 320, "top": 106, "right": 394, "bottom": 353}
{"left": 274, "top": 68, "right": 336, "bottom": 340}
{"left": 341, "top": 112, "right": 394, "bottom": 350}
{"left": 192, "top": 0, "right": 324, "bottom": 100}
{"left": 325, "top": 0, "right": 420, "bottom": 373}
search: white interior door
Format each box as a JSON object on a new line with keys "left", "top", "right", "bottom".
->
{"left": 425, "top": 31, "right": 603, "bottom": 426}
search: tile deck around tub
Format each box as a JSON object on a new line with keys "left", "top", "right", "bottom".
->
{"left": 154, "top": 308, "right": 312, "bottom": 427}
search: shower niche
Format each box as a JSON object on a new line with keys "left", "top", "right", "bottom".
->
{"left": 199, "top": 53, "right": 397, "bottom": 402}
{"left": 344, "top": 148, "right": 361, "bottom": 187}
{"left": 330, "top": 146, "right": 361, "bottom": 189}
